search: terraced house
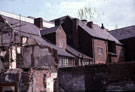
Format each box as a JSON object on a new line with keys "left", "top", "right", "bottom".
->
{"left": 48, "top": 16, "right": 125, "bottom": 64}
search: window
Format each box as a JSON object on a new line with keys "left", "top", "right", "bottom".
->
{"left": 59, "top": 40, "right": 63, "bottom": 48}
{"left": 63, "top": 59, "right": 68, "bottom": 67}
{"left": 58, "top": 58, "right": 69, "bottom": 67}
{"left": 16, "top": 46, "right": 21, "bottom": 54}
{"left": 21, "top": 36, "right": 28, "bottom": 46}
{"left": 98, "top": 47, "right": 103, "bottom": 54}
{"left": 82, "top": 60, "right": 90, "bottom": 66}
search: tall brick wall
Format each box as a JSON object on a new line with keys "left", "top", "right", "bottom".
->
{"left": 58, "top": 62, "right": 135, "bottom": 92}
{"left": 93, "top": 38, "right": 108, "bottom": 64}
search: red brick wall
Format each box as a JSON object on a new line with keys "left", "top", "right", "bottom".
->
{"left": 116, "top": 45, "right": 125, "bottom": 62}
{"left": 56, "top": 26, "right": 67, "bottom": 50}
{"left": 93, "top": 38, "right": 108, "bottom": 64}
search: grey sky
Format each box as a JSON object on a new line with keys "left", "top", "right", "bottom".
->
{"left": 0, "top": 0, "right": 135, "bottom": 30}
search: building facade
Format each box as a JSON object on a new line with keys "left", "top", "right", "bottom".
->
{"left": 50, "top": 16, "right": 125, "bottom": 64}
{"left": 110, "top": 25, "right": 135, "bottom": 62}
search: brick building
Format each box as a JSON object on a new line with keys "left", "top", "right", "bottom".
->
{"left": 41, "top": 25, "right": 92, "bottom": 67}
{"left": 110, "top": 25, "right": 135, "bottom": 62}
{"left": 0, "top": 10, "right": 69, "bottom": 92}
{"left": 49, "top": 16, "right": 125, "bottom": 64}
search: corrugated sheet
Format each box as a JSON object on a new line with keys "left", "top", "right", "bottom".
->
{"left": 109, "top": 25, "right": 135, "bottom": 40}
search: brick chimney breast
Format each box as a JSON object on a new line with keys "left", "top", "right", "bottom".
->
{"left": 55, "top": 19, "right": 61, "bottom": 26}
{"left": 72, "top": 18, "right": 79, "bottom": 48}
{"left": 87, "top": 21, "right": 93, "bottom": 28}
{"left": 34, "top": 18, "right": 43, "bottom": 30}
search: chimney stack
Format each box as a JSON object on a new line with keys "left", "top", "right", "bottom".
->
{"left": 34, "top": 18, "right": 43, "bottom": 30}
{"left": 55, "top": 19, "right": 61, "bottom": 26}
{"left": 72, "top": 18, "right": 79, "bottom": 48}
{"left": 101, "top": 23, "right": 105, "bottom": 29}
{"left": 87, "top": 21, "right": 93, "bottom": 28}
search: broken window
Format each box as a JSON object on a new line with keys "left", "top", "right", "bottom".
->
{"left": 0, "top": 47, "right": 7, "bottom": 57}
{"left": 9, "top": 46, "right": 16, "bottom": 69}
{"left": 16, "top": 46, "right": 21, "bottom": 54}
{"left": 21, "top": 36, "right": 28, "bottom": 46}
{"left": 16, "top": 46, "right": 23, "bottom": 62}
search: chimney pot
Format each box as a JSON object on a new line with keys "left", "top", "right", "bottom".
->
{"left": 101, "top": 23, "right": 105, "bottom": 29}
{"left": 87, "top": 21, "right": 93, "bottom": 28}
{"left": 34, "top": 18, "right": 43, "bottom": 30}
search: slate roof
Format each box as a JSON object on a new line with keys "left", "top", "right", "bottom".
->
{"left": 79, "top": 21, "right": 122, "bottom": 45}
{"left": 66, "top": 45, "right": 92, "bottom": 60}
{"left": 50, "top": 15, "right": 73, "bottom": 23}
{"left": 35, "top": 36, "right": 74, "bottom": 58}
{"left": 1, "top": 15, "right": 40, "bottom": 36}
{"left": 0, "top": 15, "right": 74, "bottom": 58}
{"left": 50, "top": 15, "right": 122, "bottom": 45}
{"left": 40, "top": 26, "right": 59, "bottom": 35}
{"left": 109, "top": 25, "right": 135, "bottom": 40}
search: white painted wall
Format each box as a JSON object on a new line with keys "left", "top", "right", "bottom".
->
{"left": 0, "top": 10, "right": 55, "bottom": 28}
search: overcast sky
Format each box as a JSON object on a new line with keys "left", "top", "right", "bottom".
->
{"left": 0, "top": 0, "right": 135, "bottom": 30}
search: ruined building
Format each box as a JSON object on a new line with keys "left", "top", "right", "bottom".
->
{"left": 0, "top": 10, "right": 61, "bottom": 92}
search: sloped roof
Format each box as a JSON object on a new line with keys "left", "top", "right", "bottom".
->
{"left": 109, "top": 25, "right": 135, "bottom": 40}
{"left": 1, "top": 15, "right": 40, "bottom": 36}
{"left": 40, "top": 26, "right": 59, "bottom": 35}
{"left": 0, "top": 15, "right": 74, "bottom": 58}
{"left": 66, "top": 45, "right": 92, "bottom": 60}
{"left": 50, "top": 15, "right": 122, "bottom": 45}
{"left": 79, "top": 22, "right": 122, "bottom": 45}
{"left": 50, "top": 15, "right": 73, "bottom": 23}
{"left": 35, "top": 36, "right": 74, "bottom": 58}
